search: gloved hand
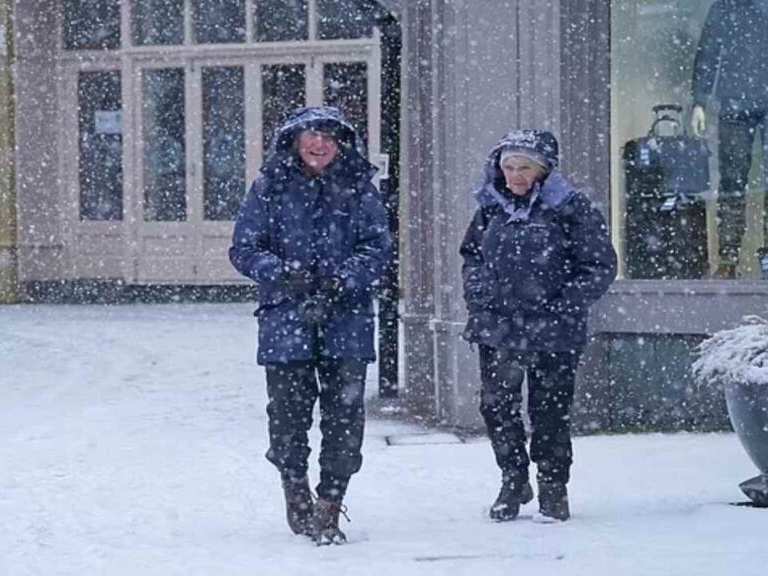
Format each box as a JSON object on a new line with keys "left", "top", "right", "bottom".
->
{"left": 299, "top": 295, "right": 332, "bottom": 327}
{"left": 464, "top": 268, "right": 495, "bottom": 310}
{"left": 280, "top": 268, "right": 317, "bottom": 296}
{"left": 299, "top": 277, "right": 346, "bottom": 327}
{"left": 318, "top": 276, "right": 345, "bottom": 302}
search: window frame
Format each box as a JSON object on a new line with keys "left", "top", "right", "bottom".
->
{"left": 57, "top": 0, "right": 383, "bottom": 283}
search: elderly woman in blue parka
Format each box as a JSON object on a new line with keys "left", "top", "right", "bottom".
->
{"left": 460, "top": 130, "right": 617, "bottom": 523}
{"left": 229, "top": 107, "right": 392, "bottom": 545}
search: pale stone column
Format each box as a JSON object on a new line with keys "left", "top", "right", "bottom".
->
{"left": 0, "top": 0, "right": 16, "bottom": 303}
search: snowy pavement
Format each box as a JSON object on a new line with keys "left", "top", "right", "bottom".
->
{"left": 1, "top": 303, "right": 766, "bottom": 576}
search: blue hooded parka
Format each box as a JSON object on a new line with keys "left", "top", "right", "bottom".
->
{"left": 229, "top": 107, "right": 392, "bottom": 364}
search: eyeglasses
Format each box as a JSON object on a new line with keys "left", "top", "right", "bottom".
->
{"left": 301, "top": 129, "right": 338, "bottom": 143}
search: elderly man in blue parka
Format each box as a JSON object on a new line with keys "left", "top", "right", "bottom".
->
{"left": 230, "top": 107, "right": 392, "bottom": 545}
{"left": 460, "top": 130, "right": 617, "bottom": 523}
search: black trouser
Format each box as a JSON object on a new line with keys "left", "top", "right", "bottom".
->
{"left": 265, "top": 358, "right": 367, "bottom": 503}
{"left": 718, "top": 107, "right": 768, "bottom": 264}
{"left": 479, "top": 345, "right": 579, "bottom": 485}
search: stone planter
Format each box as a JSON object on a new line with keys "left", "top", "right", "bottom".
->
{"left": 725, "top": 381, "right": 768, "bottom": 506}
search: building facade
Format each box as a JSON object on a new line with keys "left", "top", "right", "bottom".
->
{"left": 12, "top": 0, "right": 396, "bottom": 292}
{"left": 401, "top": 0, "right": 767, "bottom": 431}
{"left": 4, "top": 1, "right": 768, "bottom": 430}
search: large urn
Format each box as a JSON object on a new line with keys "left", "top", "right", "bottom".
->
{"left": 725, "top": 382, "right": 768, "bottom": 506}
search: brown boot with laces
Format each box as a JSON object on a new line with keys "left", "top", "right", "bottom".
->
{"left": 281, "top": 475, "right": 314, "bottom": 536}
{"left": 311, "top": 498, "right": 349, "bottom": 545}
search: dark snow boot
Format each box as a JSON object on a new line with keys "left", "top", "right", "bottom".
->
{"left": 533, "top": 481, "right": 570, "bottom": 523}
{"left": 311, "top": 498, "right": 349, "bottom": 545}
{"left": 489, "top": 479, "right": 534, "bottom": 521}
{"left": 281, "top": 475, "right": 314, "bottom": 536}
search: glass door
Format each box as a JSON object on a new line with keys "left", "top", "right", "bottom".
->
{"left": 134, "top": 62, "right": 195, "bottom": 282}
{"left": 195, "top": 59, "right": 257, "bottom": 283}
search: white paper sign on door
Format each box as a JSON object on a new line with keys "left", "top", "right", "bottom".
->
{"left": 95, "top": 111, "right": 123, "bottom": 135}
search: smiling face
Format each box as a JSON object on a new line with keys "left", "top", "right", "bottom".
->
{"left": 500, "top": 155, "right": 546, "bottom": 196}
{"left": 297, "top": 129, "right": 340, "bottom": 175}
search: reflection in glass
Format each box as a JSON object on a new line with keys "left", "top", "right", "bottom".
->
{"left": 63, "top": 0, "right": 120, "bottom": 50}
{"left": 195, "top": 0, "right": 246, "bottom": 44}
{"left": 691, "top": 0, "right": 768, "bottom": 278}
{"left": 324, "top": 62, "right": 368, "bottom": 148}
{"left": 262, "top": 64, "right": 306, "bottom": 151}
{"left": 254, "top": 0, "right": 308, "bottom": 42}
{"left": 317, "top": 0, "right": 386, "bottom": 40}
{"left": 203, "top": 67, "right": 245, "bottom": 221}
{"left": 142, "top": 69, "right": 186, "bottom": 222}
{"left": 133, "top": 0, "right": 184, "bottom": 46}
{"left": 613, "top": 0, "right": 720, "bottom": 280}
{"left": 78, "top": 71, "right": 123, "bottom": 220}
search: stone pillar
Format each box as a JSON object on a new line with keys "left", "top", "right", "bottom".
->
{"left": 0, "top": 0, "right": 16, "bottom": 303}
{"left": 14, "top": 0, "right": 62, "bottom": 292}
{"left": 400, "top": 0, "right": 438, "bottom": 418}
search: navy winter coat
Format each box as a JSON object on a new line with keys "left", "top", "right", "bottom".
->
{"left": 229, "top": 107, "right": 392, "bottom": 364}
{"left": 460, "top": 148, "right": 617, "bottom": 353}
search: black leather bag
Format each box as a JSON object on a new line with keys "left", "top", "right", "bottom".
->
{"left": 623, "top": 104, "right": 710, "bottom": 279}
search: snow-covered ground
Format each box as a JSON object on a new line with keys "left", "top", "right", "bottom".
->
{"left": 1, "top": 303, "right": 766, "bottom": 576}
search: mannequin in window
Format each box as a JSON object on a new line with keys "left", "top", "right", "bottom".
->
{"left": 691, "top": 0, "right": 768, "bottom": 278}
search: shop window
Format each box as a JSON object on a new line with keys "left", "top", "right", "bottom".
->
{"left": 324, "top": 62, "right": 368, "bottom": 148}
{"left": 203, "top": 67, "right": 245, "bottom": 221}
{"left": 194, "top": 0, "right": 246, "bottom": 44}
{"left": 63, "top": 0, "right": 120, "bottom": 50}
{"left": 612, "top": 0, "right": 768, "bottom": 280}
{"left": 142, "top": 68, "right": 187, "bottom": 222}
{"left": 78, "top": 70, "right": 123, "bottom": 220}
{"left": 133, "top": 0, "right": 185, "bottom": 46}
{"left": 317, "top": 0, "right": 384, "bottom": 40}
{"left": 254, "top": 0, "right": 308, "bottom": 42}
{"left": 261, "top": 64, "right": 306, "bottom": 151}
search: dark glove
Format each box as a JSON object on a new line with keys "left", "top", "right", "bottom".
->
{"left": 299, "top": 277, "right": 345, "bottom": 327}
{"left": 280, "top": 268, "right": 317, "bottom": 296}
{"left": 299, "top": 295, "right": 331, "bottom": 327}
{"left": 465, "top": 269, "right": 495, "bottom": 311}
{"left": 318, "top": 276, "right": 345, "bottom": 302}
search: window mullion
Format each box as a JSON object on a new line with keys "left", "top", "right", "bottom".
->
{"left": 121, "top": 0, "right": 131, "bottom": 48}
{"left": 245, "top": 0, "right": 254, "bottom": 43}
{"left": 184, "top": 0, "right": 193, "bottom": 45}
{"left": 308, "top": 0, "right": 317, "bottom": 41}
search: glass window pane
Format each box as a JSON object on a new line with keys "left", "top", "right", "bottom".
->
{"left": 78, "top": 71, "right": 123, "bottom": 221}
{"left": 133, "top": 0, "right": 184, "bottom": 46}
{"left": 64, "top": 0, "right": 120, "bottom": 50}
{"left": 261, "top": 64, "right": 306, "bottom": 152}
{"left": 142, "top": 68, "right": 186, "bottom": 222}
{"left": 203, "top": 67, "right": 245, "bottom": 221}
{"left": 195, "top": 0, "right": 246, "bottom": 44}
{"left": 254, "top": 0, "right": 308, "bottom": 42}
{"left": 323, "top": 62, "right": 368, "bottom": 148}
{"left": 613, "top": 0, "right": 729, "bottom": 280}
{"left": 317, "top": 0, "right": 384, "bottom": 40}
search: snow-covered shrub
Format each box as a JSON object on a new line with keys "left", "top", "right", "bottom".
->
{"left": 692, "top": 315, "right": 768, "bottom": 389}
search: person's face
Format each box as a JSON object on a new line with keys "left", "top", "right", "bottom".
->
{"left": 501, "top": 156, "right": 546, "bottom": 196}
{"left": 297, "top": 129, "right": 340, "bottom": 174}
